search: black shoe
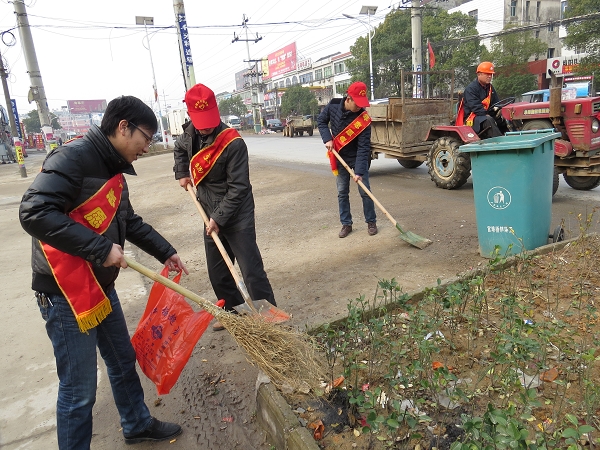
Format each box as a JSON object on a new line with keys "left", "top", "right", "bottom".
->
{"left": 339, "top": 224, "right": 352, "bottom": 238}
{"left": 124, "top": 417, "right": 182, "bottom": 445}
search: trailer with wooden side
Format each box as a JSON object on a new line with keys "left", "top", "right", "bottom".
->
{"left": 283, "top": 115, "right": 314, "bottom": 137}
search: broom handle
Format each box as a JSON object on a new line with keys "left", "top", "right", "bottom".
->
{"left": 330, "top": 150, "right": 400, "bottom": 229}
{"left": 186, "top": 187, "right": 258, "bottom": 313}
{"left": 123, "top": 255, "right": 219, "bottom": 315}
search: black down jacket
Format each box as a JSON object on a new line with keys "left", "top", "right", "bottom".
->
{"left": 317, "top": 98, "right": 372, "bottom": 177}
{"left": 19, "top": 125, "right": 176, "bottom": 295}
{"left": 173, "top": 121, "right": 255, "bottom": 232}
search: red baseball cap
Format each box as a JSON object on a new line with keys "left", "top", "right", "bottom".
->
{"left": 184, "top": 83, "right": 221, "bottom": 129}
{"left": 347, "top": 81, "right": 370, "bottom": 108}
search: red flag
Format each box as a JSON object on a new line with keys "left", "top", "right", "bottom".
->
{"left": 428, "top": 41, "right": 435, "bottom": 69}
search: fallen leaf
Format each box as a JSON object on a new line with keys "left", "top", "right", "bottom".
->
{"left": 325, "top": 375, "right": 345, "bottom": 393}
{"left": 308, "top": 419, "right": 325, "bottom": 440}
{"left": 540, "top": 367, "right": 558, "bottom": 382}
{"left": 222, "top": 416, "right": 234, "bottom": 423}
{"left": 432, "top": 361, "right": 444, "bottom": 370}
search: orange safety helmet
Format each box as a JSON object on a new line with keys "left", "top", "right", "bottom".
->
{"left": 477, "top": 61, "right": 495, "bottom": 74}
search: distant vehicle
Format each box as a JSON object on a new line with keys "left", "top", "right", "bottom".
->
{"left": 167, "top": 109, "right": 189, "bottom": 139}
{"left": 520, "top": 89, "right": 550, "bottom": 103}
{"left": 521, "top": 84, "right": 589, "bottom": 103}
{"left": 266, "top": 119, "right": 284, "bottom": 132}
{"left": 153, "top": 132, "right": 163, "bottom": 142}
{"left": 221, "top": 115, "right": 241, "bottom": 130}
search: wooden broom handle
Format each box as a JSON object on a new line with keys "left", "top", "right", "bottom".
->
{"left": 186, "top": 186, "right": 257, "bottom": 312}
{"left": 330, "top": 149, "right": 398, "bottom": 227}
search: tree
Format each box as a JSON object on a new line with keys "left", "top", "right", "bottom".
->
{"left": 279, "top": 85, "right": 318, "bottom": 117}
{"left": 22, "top": 109, "right": 61, "bottom": 133}
{"left": 562, "top": 0, "right": 600, "bottom": 75}
{"left": 346, "top": 7, "right": 482, "bottom": 98}
{"left": 218, "top": 95, "right": 247, "bottom": 118}
{"left": 481, "top": 27, "right": 547, "bottom": 98}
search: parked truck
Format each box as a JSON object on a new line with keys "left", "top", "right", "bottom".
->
{"left": 167, "top": 109, "right": 189, "bottom": 140}
{"left": 283, "top": 115, "right": 314, "bottom": 137}
{"left": 220, "top": 115, "right": 241, "bottom": 130}
{"left": 369, "top": 70, "right": 600, "bottom": 193}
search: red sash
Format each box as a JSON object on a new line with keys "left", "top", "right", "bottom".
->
{"left": 327, "top": 111, "right": 372, "bottom": 176}
{"left": 41, "top": 174, "right": 124, "bottom": 332}
{"left": 457, "top": 85, "right": 492, "bottom": 127}
{"left": 190, "top": 128, "right": 241, "bottom": 186}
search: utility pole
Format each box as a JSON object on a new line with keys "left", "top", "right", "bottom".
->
{"left": 233, "top": 15, "right": 263, "bottom": 133}
{"left": 411, "top": 0, "right": 423, "bottom": 98}
{"left": 135, "top": 16, "right": 167, "bottom": 149}
{"left": 13, "top": 0, "right": 52, "bottom": 152}
{"left": 0, "top": 53, "right": 26, "bottom": 177}
{"left": 173, "top": 0, "right": 196, "bottom": 92}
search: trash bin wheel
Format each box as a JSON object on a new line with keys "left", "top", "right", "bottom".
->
{"left": 427, "top": 137, "right": 471, "bottom": 189}
{"left": 550, "top": 225, "right": 564, "bottom": 243}
{"left": 552, "top": 168, "right": 560, "bottom": 196}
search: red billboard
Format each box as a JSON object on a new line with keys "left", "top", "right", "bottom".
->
{"left": 67, "top": 100, "right": 107, "bottom": 114}
{"left": 263, "top": 43, "right": 296, "bottom": 79}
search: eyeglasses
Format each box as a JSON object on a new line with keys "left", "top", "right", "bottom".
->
{"left": 129, "top": 122, "right": 157, "bottom": 146}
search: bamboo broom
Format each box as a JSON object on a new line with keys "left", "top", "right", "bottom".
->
{"left": 125, "top": 256, "right": 324, "bottom": 390}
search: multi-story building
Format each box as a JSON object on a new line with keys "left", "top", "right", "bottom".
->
{"left": 261, "top": 50, "right": 354, "bottom": 119}
{"left": 449, "top": 0, "right": 562, "bottom": 55}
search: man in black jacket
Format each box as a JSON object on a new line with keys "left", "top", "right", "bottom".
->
{"left": 317, "top": 81, "right": 377, "bottom": 238}
{"left": 173, "top": 83, "right": 276, "bottom": 331}
{"left": 462, "top": 61, "right": 502, "bottom": 138}
{"left": 20, "top": 96, "right": 187, "bottom": 449}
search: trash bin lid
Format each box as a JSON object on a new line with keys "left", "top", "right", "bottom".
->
{"left": 461, "top": 129, "right": 562, "bottom": 153}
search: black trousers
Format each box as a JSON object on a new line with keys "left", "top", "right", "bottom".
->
{"left": 477, "top": 115, "right": 503, "bottom": 139}
{"left": 203, "top": 226, "right": 276, "bottom": 311}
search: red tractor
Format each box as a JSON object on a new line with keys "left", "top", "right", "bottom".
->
{"left": 425, "top": 90, "right": 600, "bottom": 194}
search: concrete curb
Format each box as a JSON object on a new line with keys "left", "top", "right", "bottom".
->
{"left": 254, "top": 235, "right": 587, "bottom": 449}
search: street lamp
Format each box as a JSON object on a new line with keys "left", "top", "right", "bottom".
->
{"left": 343, "top": 5, "right": 378, "bottom": 101}
{"left": 135, "top": 16, "right": 167, "bottom": 149}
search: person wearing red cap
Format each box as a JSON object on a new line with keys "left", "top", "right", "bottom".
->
{"left": 317, "top": 81, "right": 377, "bottom": 238}
{"left": 460, "top": 61, "right": 502, "bottom": 138}
{"left": 173, "top": 83, "right": 276, "bottom": 331}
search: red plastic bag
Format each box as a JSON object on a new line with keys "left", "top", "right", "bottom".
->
{"left": 131, "top": 266, "right": 224, "bottom": 395}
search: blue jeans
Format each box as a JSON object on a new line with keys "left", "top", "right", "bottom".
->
{"left": 38, "top": 289, "right": 152, "bottom": 449}
{"left": 336, "top": 165, "right": 377, "bottom": 226}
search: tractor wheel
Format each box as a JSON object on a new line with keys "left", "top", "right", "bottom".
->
{"left": 290, "top": 126, "right": 295, "bottom": 138}
{"left": 398, "top": 160, "right": 423, "bottom": 169}
{"left": 552, "top": 168, "right": 560, "bottom": 196}
{"left": 563, "top": 175, "right": 600, "bottom": 190}
{"left": 299, "top": 130, "right": 304, "bottom": 136}
{"left": 522, "top": 119, "right": 553, "bottom": 131}
{"left": 427, "top": 137, "right": 471, "bottom": 189}
{"left": 308, "top": 128, "right": 314, "bottom": 136}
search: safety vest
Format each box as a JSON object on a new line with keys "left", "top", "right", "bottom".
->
{"left": 456, "top": 85, "right": 493, "bottom": 127}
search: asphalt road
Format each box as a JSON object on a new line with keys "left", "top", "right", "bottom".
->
{"left": 0, "top": 134, "right": 598, "bottom": 449}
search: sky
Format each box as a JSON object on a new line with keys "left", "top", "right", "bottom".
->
{"left": 0, "top": 0, "right": 399, "bottom": 117}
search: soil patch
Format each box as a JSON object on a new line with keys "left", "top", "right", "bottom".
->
{"left": 287, "top": 233, "right": 600, "bottom": 449}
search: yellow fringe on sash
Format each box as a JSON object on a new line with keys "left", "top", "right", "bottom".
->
{"left": 75, "top": 297, "right": 113, "bottom": 333}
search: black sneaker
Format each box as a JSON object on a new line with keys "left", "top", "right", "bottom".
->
{"left": 124, "top": 417, "right": 182, "bottom": 445}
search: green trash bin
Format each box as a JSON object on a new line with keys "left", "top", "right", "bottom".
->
{"left": 460, "top": 129, "right": 561, "bottom": 258}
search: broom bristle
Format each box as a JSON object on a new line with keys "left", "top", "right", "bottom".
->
{"left": 215, "top": 310, "right": 325, "bottom": 390}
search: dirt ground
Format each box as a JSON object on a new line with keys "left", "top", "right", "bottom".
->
{"left": 2, "top": 134, "right": 598, "bottom": 449}
{"left": 102, "top": 143, "right": 488, "bottom": 449}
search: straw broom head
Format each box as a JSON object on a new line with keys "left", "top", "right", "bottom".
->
{"left": 214, "top": 310, "right": 325, "bottom": 391}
